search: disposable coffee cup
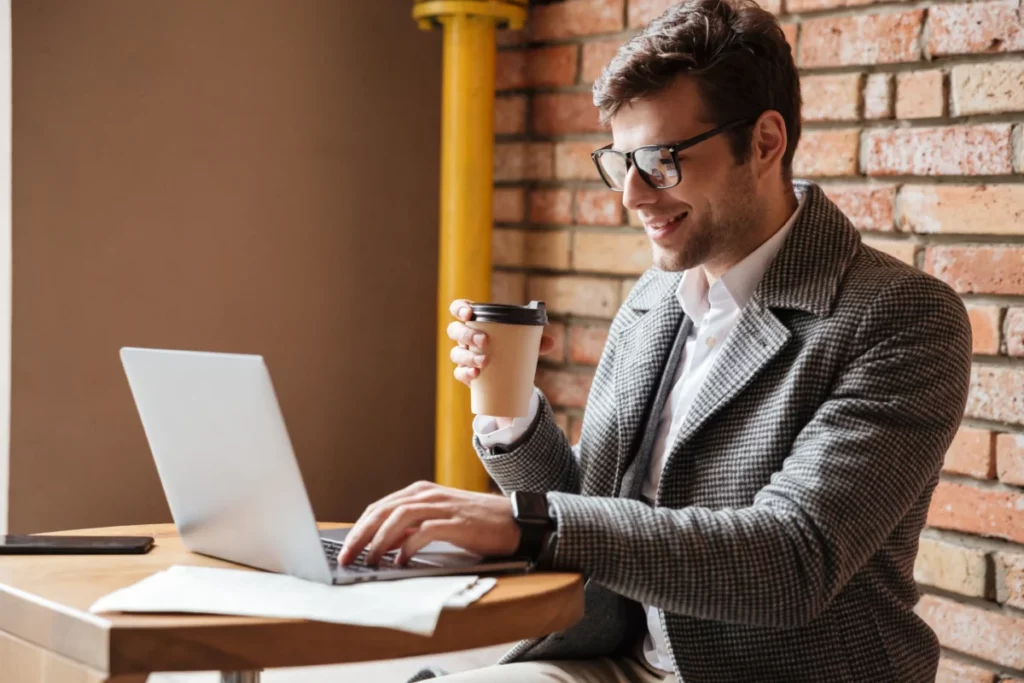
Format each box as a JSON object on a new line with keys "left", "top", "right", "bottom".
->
{"left": 466, "top": 301, "right": 548, "bottom": 418}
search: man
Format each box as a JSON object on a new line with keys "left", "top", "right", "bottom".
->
{"left": 340, "top": 0, "right": 972, "bottom": 680}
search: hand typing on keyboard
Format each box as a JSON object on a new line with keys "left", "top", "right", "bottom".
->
{"left": 338, "top": 481, "right": 521, "bottom": 567}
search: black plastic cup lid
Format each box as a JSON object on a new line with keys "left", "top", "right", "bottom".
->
{"left": 470, "top": 301, "right": 547, "bottom": 326}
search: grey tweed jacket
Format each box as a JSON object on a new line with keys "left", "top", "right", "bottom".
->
{"left": 474, "top": 180, "right": 972, "bottom": 682}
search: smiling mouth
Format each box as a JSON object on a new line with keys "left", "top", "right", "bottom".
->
{"left": 645, "top": 211, "right": 689, "bottom": 239}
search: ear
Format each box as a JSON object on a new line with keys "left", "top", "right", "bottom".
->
{"left": 750, "top": 110, "right": 788, "bottom": 180}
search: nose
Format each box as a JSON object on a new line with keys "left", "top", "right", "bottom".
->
{"left": 621, "top": 165, "right": 658, "bottom": 213}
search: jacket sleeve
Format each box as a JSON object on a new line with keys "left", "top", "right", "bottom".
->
{"left": 544, "top": 272, "right": 972, "bottom": 628}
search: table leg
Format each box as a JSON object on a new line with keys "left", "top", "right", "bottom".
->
{"left": 220, "top": 673, "right": 260, "bottom": 683}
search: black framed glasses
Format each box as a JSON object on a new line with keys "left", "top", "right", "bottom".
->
{"left": 591, "top": 118, "right": 757, "bottom": 191}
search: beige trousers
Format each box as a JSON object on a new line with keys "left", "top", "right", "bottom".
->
{"left": 435, "top": 654, "right": 675, "bottom": 683}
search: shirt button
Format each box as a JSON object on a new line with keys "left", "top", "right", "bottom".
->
{"left": 706, "top": 336, "right": 717, "bottom": 348}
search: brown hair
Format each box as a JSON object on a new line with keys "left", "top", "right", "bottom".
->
{"left": 593, "top": 0, "right": 801, "bottom": 179}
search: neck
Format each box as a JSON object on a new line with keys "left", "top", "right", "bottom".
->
{"left": 703, "top": 183, "right": 799, "bottom": 282}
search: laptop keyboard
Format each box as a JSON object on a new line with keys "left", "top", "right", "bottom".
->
{"left": 321, "top": 537, "right": 409, "bottom": 573}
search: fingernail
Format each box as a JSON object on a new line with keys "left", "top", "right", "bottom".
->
{"left": 473, "top": 334, "right": 486, "bottom": 348}
{"left": 459, "top": 307, "right": 470, "bottom": 319}
{"left": 474, "top": 355, "right": 486, "bottom": 368}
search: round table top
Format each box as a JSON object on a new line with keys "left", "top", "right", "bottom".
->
{"left": 0, "top": 523, "right": 584, "bottom": 676}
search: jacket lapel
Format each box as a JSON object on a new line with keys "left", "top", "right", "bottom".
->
{"left": 669, "top": 299, "right": 790, "bottom": 451}
{"left": 662, "top": 180, "right": 862, "bottom": 471}
{"left": 612, "top": 272, "right": 684, "bottom": 495}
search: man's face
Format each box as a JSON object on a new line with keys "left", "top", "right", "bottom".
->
{"left": 609, "top": 76, "right": 759, "bottom": 273}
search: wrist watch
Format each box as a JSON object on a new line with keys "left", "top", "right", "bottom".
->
{"left": 510, "top": 491, "right": 556, "bottom": 563}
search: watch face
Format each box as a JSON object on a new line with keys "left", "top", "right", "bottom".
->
{"left": 515, "top": 492, "right": 550, "bottom": 522}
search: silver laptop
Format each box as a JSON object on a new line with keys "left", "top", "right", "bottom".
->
{"left": 120, "top": 347, "right": 530, "bottom": 585}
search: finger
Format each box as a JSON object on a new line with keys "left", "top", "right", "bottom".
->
{"left": 366, "top": 503, "right": 449, "bottom": 565}
{"left": 341, "top": 482, "right": 438, "bottom": 564}
{"left": 539, "top": 334, "right": 556, "bottom": 356}
{"left": 446, "top": 322, "right": 488, "bottom": 350}
{"left": 449, "top": 299, "right": 475, "bottom": 321}
{"left": 450, "top": 346, "right": 487, "bottom": 369}
{"left": 454, "top": 366, "right": 480, "bottom": 385}
{"left": 396, "top": 519, "right": 462, "bottom": 565}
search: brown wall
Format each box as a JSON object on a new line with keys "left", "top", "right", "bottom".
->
{"left": 10, "top": 0, "right": 441, "bottom": 533}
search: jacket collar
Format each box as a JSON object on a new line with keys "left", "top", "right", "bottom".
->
{"left": 622, "top": 180, "right": 861, "bottom": 318}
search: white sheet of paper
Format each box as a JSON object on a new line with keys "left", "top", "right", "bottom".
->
{"left": 89, "top": 565, "right": 497, "bottom": 636}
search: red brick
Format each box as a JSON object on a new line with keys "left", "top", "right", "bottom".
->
{"left": 822, "top": 184, "right": 896, "bottom": 232}
{"left": 527, "top": 275, "right": 620, "bottom": 318}
{"left": 792, "top": 130, "right": 860, "bottom": 178}
{"left": 951, "top": 61, "right": 1024, "bottom": 116}
{"left": 524, "top": 230, "right": 572, "bottom": 271}
{"left": 569, "top": 416, "right": 583, "bottom": 445}
{"left": 532, "top": 0, "right": 625, "bottom": 41}
{"left": 863, "top": 73, "right": 894, "bottom": 120}
{"left": 925, "top": 246, "right": 1024, "bottom": 296}
{"left": 575, "top": 190, "right": 622, "bottom": 225}
{"left": 943, "top": 427, "right": 996, "bottom": 479}
{"left": 533, "top": 92, "right": 602, "bottom": 136}
{"left": 573, "top": 232, "right": 653, "bottom": 275}
{"left": 966, "top": 365, "right": 1024, "bottom": 425}
{"left": 863, "top": 125, "right": 1015, "bottom": 176}
{"left": 1007, "top": 307, "right": 1024, "bottom": 357}
{"left": 536, "top": 367, "right": 594, "bottom": 409}
{"left": 629, "top": 0, "right": 675, "bottom": 27}
{"left": 996, "top": 551, "right": 1024, "bottom": 610}
{"left": 491, "top": 271, "right": 526, "bottom": 304}
{"left": 570, "top": 324, "right": 610, "bottom": 366}
{"left": 529, "top": 189, "right": 574, "bottom": 225}
{"left": 496, "top": 29, "right": 526, "bottom": 48}
{"left": 801, "top": 74, "right": 862, "bottom": 122}
{"left": 800, "top": 11, "right": 924, "bottom": 68}
{"left": 632, "top": 0, "right": 783, "bottom": 23}
{"left": 917, "top": 595, "right": 1024, "bottom": 670}
{"left": 967, "top": 306, "right": 1002, "bottom": 355}
{"left": 620, "top": 278, "right": 638, "bottom": 302}
{"left": 862, "top": 238, "right": 916, "bottom": 265}
{"left": 898, "top": 185, "right": 1024, "bottom": 236}
{"left": 581, "top": 38, "right": 621, "bottom": 83}
{"left": 555, "top": 141, "right": 602, "bottom": 180}
{"left": 935, "top": 658, "right": 997, "bottom": 683}
{"left": 553, "top": 410, "right": 571, "bottom": 437}
{"left": 928, "top": 481, "right": 1024, "bottom": 543}
{"left": 915, "top": 538, "right": 989, "bottom": 598}
{"left": 1011, "top": 124, "right": 1024, "bottom": 162}
{"left": 927, "top": 0, "right": 1024, "bottom": 58}
{"left": 759, "top": 0, "right": 782, "bottom": 13}
{"left": 493, "top": 229, "right": 525, "bottom": 268}
{"left": 545, "top": 321, "right": 567, "bottom": 364}
{"left": 494, "top": 142, "right": 555, "bottom": 181}
{"left": 495, "top": 95, "right": 527, "bottom": 136}
{"left": 493, "top": 188, "right": 525, "bottom": 224}
{"left": 787, "top": 0, "right": 873, "bottom": 11}
{"left": 896, "top": 70, "right": 945, "bottom": 119}
{"left": 496, "top": 46, "right": 579, "bottom": 91}
{"left": 781, "top": 24, "right": 798, "bottom": 55}
{"left": 997, "top": 432, "right": 1024, "bottom": 486}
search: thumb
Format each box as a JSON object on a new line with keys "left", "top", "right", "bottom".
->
{"left": 539, "top": 333, "right": 556, "bottom": 356}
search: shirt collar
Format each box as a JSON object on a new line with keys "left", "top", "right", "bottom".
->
{"left": 676, "top": 195, "right": 806, "bottom": 324}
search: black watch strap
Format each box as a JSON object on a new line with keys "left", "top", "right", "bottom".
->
{"left": 511, "top": 491, "right": 555, "bottom": 562}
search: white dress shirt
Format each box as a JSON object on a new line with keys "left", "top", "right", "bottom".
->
{"left": 475, "top": 197, "right": 805, "bottom": 672}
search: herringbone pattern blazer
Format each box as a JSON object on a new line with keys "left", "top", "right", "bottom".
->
{"left": 474, "top": 180, "right": 972, "bottom": 682}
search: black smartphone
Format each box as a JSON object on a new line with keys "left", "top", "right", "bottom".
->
{"left": 0, "top": 535, "right": 154, "bottom": 555}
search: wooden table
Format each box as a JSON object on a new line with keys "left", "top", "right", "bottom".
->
{"left": 0, "top": 524, "right": 584, "bottom": 682}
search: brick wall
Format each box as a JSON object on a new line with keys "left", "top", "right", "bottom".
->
{"left": 490, "top": 0, "right": 1024, "bottom": 679}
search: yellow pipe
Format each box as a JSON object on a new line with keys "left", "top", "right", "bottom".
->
{"left": 414, "top": 1, "right": 526, "bottom": 491}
